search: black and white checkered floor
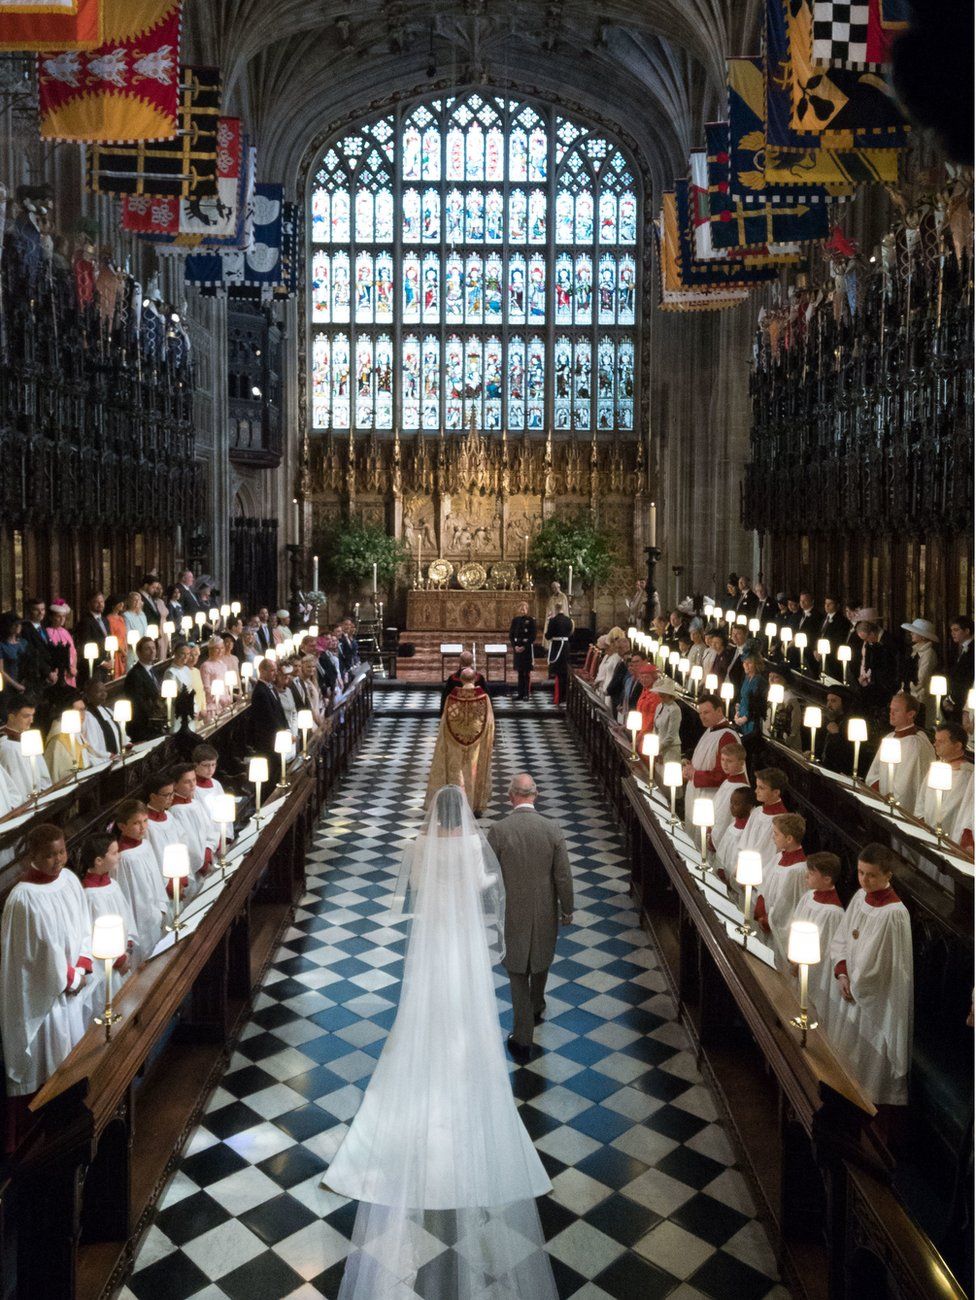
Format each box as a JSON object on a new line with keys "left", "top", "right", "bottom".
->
{"left": 373, "top": 685, "right": 560, "bottom": 717}
{"left": 123, "top": 703, "right": 787, "bottom": 1300}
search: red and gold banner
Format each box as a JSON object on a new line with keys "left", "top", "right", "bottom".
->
{"left": 0, "top": 0, "right": 101, "bottom": 52}
{"left": 37, "top": 0, "right": 180, "bottom": 141}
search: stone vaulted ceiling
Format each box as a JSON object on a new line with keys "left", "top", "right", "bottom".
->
{"left": 185, "top": 0, "right": 762, "bottom": 194}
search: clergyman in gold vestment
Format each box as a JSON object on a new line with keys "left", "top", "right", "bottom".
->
{"left": 426, "top": 670, "right": 495, "bottom": 814}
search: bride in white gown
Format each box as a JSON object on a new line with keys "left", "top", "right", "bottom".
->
{"left": 324, "top": 785, "right": 557, "bottom": 1299}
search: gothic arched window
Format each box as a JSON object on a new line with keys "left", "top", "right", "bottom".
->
{"left": 308, "top": 91, "right": 639, "bottom": 434}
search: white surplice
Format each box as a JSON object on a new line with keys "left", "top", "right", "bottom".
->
{"left": 738, "top": 801, "right": 788, "bottom": 873}
{"left": 116, "top": 839, "right": 168, "bottom": 963}
{"left": 0, "top": 732, "right": 51, "bottom": 806}
{"left": 757, "top": 852, "right": 808, "bottom": 972}
{"left": 790, "top": 890, "right": 845, "bottom": 1038}
{"left": 914, "top": 761, "right": 973, "bottom": 838}
{"left": 865, "top": 727, "right": 934, "bottom": 810}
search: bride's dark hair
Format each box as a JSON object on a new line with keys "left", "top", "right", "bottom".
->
{"left": 436, "top": 785, "right": 465, "bottom": 830}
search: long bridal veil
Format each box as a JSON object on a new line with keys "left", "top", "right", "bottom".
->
{"left": 325, "top": 785, "right": 557, "bottom": 1299}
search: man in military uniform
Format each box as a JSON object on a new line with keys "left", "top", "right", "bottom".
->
{"left": 509, "top": 601, "right": 537, "bottom": 701}
{"left": 544, "top": 600, "right": 574, "bottom": 708}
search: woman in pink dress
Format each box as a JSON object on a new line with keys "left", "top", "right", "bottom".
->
{"left": 46, "top": 600, "right": 78, "bottom": 686}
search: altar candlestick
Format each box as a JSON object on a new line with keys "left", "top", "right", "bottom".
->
{"left": 568, "top": 565, "right": 573, "bottom": 598}
{"left": 649, "top": 501, "right": 657, "bottom": 548}
{"left": 372, "top": 562, "right": 378, "bottom": 596}
{"left": 312, "top": 554, "right": 319, "bottom": 592}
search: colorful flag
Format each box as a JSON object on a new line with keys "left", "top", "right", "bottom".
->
{"left": 276, "top": 201, "right": 300, "bottom": 298}
{"left": 122, "top": 117, "right": 254, "bottom": 247}
{"left": 673, "top": 181, "right": 779, "bottom": 288}
{"left": 37, "top": 0, "right": 180, "bottom": 141}
{"left": 656, "top": 204, "right": 749, "bottom": 311}
{"left": 812, "top": 1, "right": 871, "bottom": 67}
{"left": 690, "top": 150, "right": 801, "bottom": 263}
{"left": 692, "top": 145, "right": 828, "bottom": 253}
{"left": 88, "top": 64, "right": 220, "bottom": 197}
{"left": 766, "top": 0, "right": 907, "bottom": 149}
{"left": 185, "top": 182, "right": 285, "bottom": 296}
{"left": 0, "top": 0, "right": 101, "bottom": 52}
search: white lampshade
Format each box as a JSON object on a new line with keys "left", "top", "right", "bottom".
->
{"left": 91, "top": 913, "right": 126, "bottom": 961}
{"left": 126, "top": 628, "right": 140, "bottom": 648}
{"left": 703, "top": 603, "right": 714, "bottom": 618}
{"left": 60, "top": 708, "right": 82, "bottom": 735}
{"left": 927, "top": 761, "right": 953, "bottom": 793}
{"left": 220, "top": 604, "right": 230, "bottom": 618}
{"left": 274, "top": 729, "right": 293, "bottom": 755}
{"left": 768, "top": 683, "right": 785, "bottom": 706}
{"left": 113, "top": 699, "right": 132, "bottom": 724}
{"left": 735, "top": 849, "right": 763, "bottom": 887}
{"left": 194, "top": 611, "right": 206, "bottom": 627}
{"left": 663, "top": 761, "right": 683, "bottom": 789}
{"left": 968, "top": 688, "right": 975, "bottom": 711}
{"left": 836, "top": 644, "right": 852, "bottom": 664}
{"left": 253, "top": 654, "right": 264, "bottom": 671}
{"left": 724, "top": 609, "right": 735, "bottom": 625}
{"left": 308, "top": 624, "right": 319, "bottom": 638}
{"left": 847, "top": 717, "right": 868, "bottom": 743}
{"left": 161, "top": 679, "right": 177, "bottom": 700}
{"left": 248, "top": 756, "right": 269, "bottom": 784}
{"left": 20, "top": 729, "right": 43, "bottom": 758}
{"left": 748, "top": 618, "right": 760, "bottom": 633}
{"left": 678, "top": 657, "right": 690, "bottom": 676}
{"left": 83, "top": 640, "right": 98, "bottom": 661}
{"left": 929, "top": 675, "right": 948, "bottom": 698}
{"left": 779, "top": 626, "right": 793, "bottom": 644}
{"left": 705, "top": 673, "right": 719, "bottom": 693}
{"left": 210, "top": 679, "right": 225, "bottom": 700}
{"left": 146, "top": 623, "right": 159, "bottom": 640}
{"left": 264, "top": 645, "right": 278, "bottom": 662}
{"left": 161, "top": 843, "right": 190, "bottom": 880}
{"left": 230, "top": 601, "right": 241, "bottom": 615}
{"left": 626, "top": 710, "right": 642, "bottom": 734}
{"left": 668, "top": 651, "right": 680, "bottom": 667}
{"left": 104, "top": 634, "right": 119, "bottom": 653}
{"left": 764, "top": 622, "right": 777, "bottom": 639}
{"left": 803, "top": 706, "right": 822, "bottom": 729}
{"left": 641, "top": 733, "right": 659, "bottom": 759}
{"left": 240, "top": 662, "right": 254, "bottom": 682}
{"left": 691, "top": 797, "right": 715, "bottom": 828}
{"left": 719, "top": 681, "right": 735, "bottom": 702}
{"left": 297, "top": 708, "right": 314, "bottom": 732}
{"left": 211, "top": 793, "right": 236, "bottom": 826}
{"left": 817, "top": 639, "right": 831, "bottom": 657}
{"left": 163, "top": 620, "right": 175, "bottom": 635}
{"left": 689, "top": 665, "right": 703, "bottom": 683}
{"left": 879, "top": 737, "right": 902, "bottom": 766}
{"left": 787, "top": 920, "right": 821, "bottom": 966}
{"left": 180, "top": 616, "right": 193, "bottom": 632}
{"left": 794, "top": 632, "right": 808, "bottom": 650}
{"left": 627, "top": 625, "right": 637, "bottom": 640}
{"left": 736, "top": 614, "right": 747, "bottom": 626}
{"left": 649, "top": 639, "right": 660, "bottom": 656}
{"left": 224, "top": 670, "right": 238, "bottom": 691}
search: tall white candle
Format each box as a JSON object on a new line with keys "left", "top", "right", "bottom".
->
{"left": 292, "top": 498, "right": 299, "bottom": 538}
{"left": 372, "top": 562, "right": 378, "bottom": 595}
{"left": 568, "top": 565, "right": 573, "bottom": 597}
{"left": 312, "top": 554, "right": 319, "bottom": 591}
{"left": 650, "top": 500, "right": 657, "bottom": 548}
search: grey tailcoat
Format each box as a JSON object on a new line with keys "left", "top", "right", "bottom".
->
{"left": 486, "top": 807, "right": 573, "bottom": 974}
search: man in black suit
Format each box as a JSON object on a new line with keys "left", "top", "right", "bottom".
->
{"left": 947, "top": 615, "right": 975, "bottom": 721}
{"left": 340, "top": 617, "right": 361, "bottom": 670}
{"left": 249, "top": 659, "right": 290, "bottom": 760}
{"left": 255, "top": 607, "right": 273, "bottom": 652}
{"left": 735, "top": 576, "right": 757, "bottom": 617}
{"left": 544, "top": 601, "right": 574, "bottom": 707}
{"left": 124, "top": 637, "right": 166, "bottom": 742}
{"left": 856, "top": 615, "right": 900, "bottom": 712}
{"left": 74, "top": 591, "right": 113, "bottom": 684}
{"left": 20, "top": 597, "right": 56, "bottom": 693}
{"left": 752, "top": 582, "right": 774, "bottom": 631}
{"left": 508, "top": 602, "right": 537, "bottom": 701}
{"left": 177, "top": 570, "right": 201, "bottom": 615}
{"left": 726, "top": 625, "right": 750, "bottom": 692}
{"left": 813, "top": 593, "right": 852, "bottom": 680}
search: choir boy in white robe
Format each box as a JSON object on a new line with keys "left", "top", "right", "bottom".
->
{"left": 714, "top": 787, "right": 757, "bottom": 898}
{"left": 114, "top": 800, "right": 168, "bottom": 964}
{"left": 790, "top": 852, "right": 845, "bottom": 1038}
{"left": 753, "top": 813, "right": 808, "bottom": 971}
{"left": 0, "top": 699, "right": 51, "bottom": 807}
{"left": 79, "top": 833, "right": 136, "bottom": 1008}
{"left": 168, "top": 763, "right": 218, "bottom": 896}
{"left": 143, "top": 773, "right": 188, "bottom": 910}
{"left": 681, "top": 696, "right": 736, "bottom": 835}
{"left": 192, "top": 743, "right": 225, "bottom": 815}
{"left": 738, "top": 767, "right": 790, "bottom": 873}
{"left": 0, "top": 825, "right": 92, "bottom": 1121}
{"left": 865, "top": 691, "right": 934, "bottom": 811}
{"left": 709, "top": 741, "right": 751, "bottom": 856}
{"left": 830, "top": 844, "right": 913, "bottom": 1106}
{"left": 914, "top": 722, "right": 974, "bottom": 841}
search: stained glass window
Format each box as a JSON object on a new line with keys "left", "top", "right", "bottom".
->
{"left": 308, "top": 92, "right": 639, "bottom": 432}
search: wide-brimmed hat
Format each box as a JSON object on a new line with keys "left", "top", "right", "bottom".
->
{"left": 900, "top": 618, "right": 938, "bottom": 642}
{"left": 653, "top": 677, "right": 679, "bottom": 696}
{"left": 854, "top": 607, "right": 881, "bottom": 623}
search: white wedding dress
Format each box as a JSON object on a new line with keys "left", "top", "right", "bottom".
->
{"left": 324, "top": 786, "right": 556, "bottom": 1299}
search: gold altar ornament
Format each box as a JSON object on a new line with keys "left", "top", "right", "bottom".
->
{"left": 457, "top": 562, "right": 488, "bottom": 590}
{"left": 428, "top": 558, "right": 453, "bottom": 587}
{"left": 490, "top": 561, "right": 517, "bottom": 590}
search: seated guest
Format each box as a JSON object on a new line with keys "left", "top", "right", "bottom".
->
{"left": 122, "top": 591, "right": 148, "bottom": 668}
{"left": 0, "top": 698, "right": 51, "bottom": 805}
{"left": 629, "top": 661, "right": 661, "bottom": 743}
{"left": 124, "top": 637, "right": 165, "bottom": 743}
{"left": 114, "top": 799, "right": 167, "bottom": 963}
{"left": 915, "top": 722, "right": 973, "bottom": 837}
{"left": 20, "top": 597, "right": 56, "bottom": 693}
{"left": 856, "top": 614, "right": 900, "bottom": 710}
{"left": 605, "top": 650, "right": 635, "bottom": 719}
{"left": 440, "top": 651, "right": 487, "bottom": 714}
{"left": 819, "top": 690, "right": 855, "bottom": 775}
{"left": 650, "top": 676, "right": 682, "bottom": 764}
{"left": 900, "top": 618, "right": 939, "bottom": 713}
{"left": 681, "top": 695, "right": 736, "bottom": 831}
{"left": 715, "top": 786, "right": 757, "bottom": 886}
{"left": 105, "top": 594, "right": 128, "bottom": 679}
{"left": 830, "top": 844, "right": 913, "bottom": 1106}
{"left": 44, "top": 690, "right": 92, "bottom": 782}
{"left": 946, "top": 615, "right": 974, "bottom": 721}
{"left": 710, "top": 741, "right": 750, "bottom": 852}
{"left": 617, "top": 650, "right": 649, "bottom": 721}
{"left": 768, "top": 668, "right": 802, "bottom": 752}
{"left": 595, "top": 634, "right": 625, "bottom": 698}
{"left": 738, "top": 767, "right": 789, "bottom": 871}
{"left": 864, "top": 691, "right": 934, "bottom": 809}
{"left": 0, "top": 611, "right": 28, "bottom": 709}
{"left": 0, "top": 824, "right": 92, "bottom": 1110}
{"left": 82, "top": 678, "right": 124, "bottom": 761}
{"left": 79, "top": 834, "right": 136, "bottom": 997}
{"left": 249, "top": 659, "right": 290, "bottom": 760}
{"left": 790, "top": 852, "right": 845, "bottom": 1037}
{"left": 192, "top": 744, "right": 225, "bottom": 813}
{"left": 45, "top": 600, "right": 77, "bottom": 686}
{"left": 753, "top": 813, "right": 807, "bottom": 972}
{"left": 74, "top": 591, "right": 113, "bottom": 685}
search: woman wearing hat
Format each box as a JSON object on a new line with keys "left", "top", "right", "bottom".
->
{"left": 901, "top": 618, "right": 940, "bottom": 712}
{"left": 650, "top": 674, "right": 682, "bottom": 763}
{"left": 45, "top": 599, "right": 77, "bottom": 686}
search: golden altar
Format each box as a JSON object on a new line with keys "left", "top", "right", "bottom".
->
{"left": 405, "top": 589, "right": 532, "bottom": 632}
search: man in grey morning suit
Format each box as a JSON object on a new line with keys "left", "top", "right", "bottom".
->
{"left": 486, "top": 773, "right": 574, "bottom": 1063}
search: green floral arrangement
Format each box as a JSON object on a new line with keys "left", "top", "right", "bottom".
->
{"left": 528, "top": 518, "right": 616, "bottom": 588}
{"left": 322, "top": 521, "right": 407, "bottom": 586}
